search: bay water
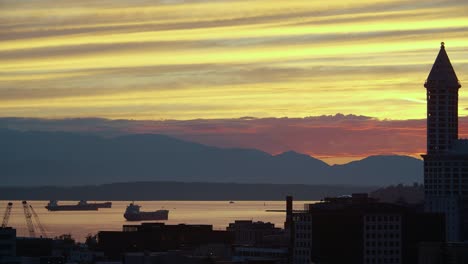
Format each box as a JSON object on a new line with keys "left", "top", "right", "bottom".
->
{"left": 2, "top": 200, "right": 314, "bottom": 242}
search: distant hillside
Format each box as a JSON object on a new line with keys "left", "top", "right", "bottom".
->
{"left": 370, "top": 183, "right": 424, "bottom": 204}
{"left": 0, "top": 129, "right": 422, "bottom": 186}
{"left": 332, "top": 155, "right": 422, "bottom": 187}
{"left": 0, "top": 181, "right": 376, "bottom": 201}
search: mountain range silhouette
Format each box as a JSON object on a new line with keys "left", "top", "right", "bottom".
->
{"left": 0, "top": 129, "right": 421, "bottom": 186}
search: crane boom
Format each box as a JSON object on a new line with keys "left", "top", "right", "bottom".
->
{"left": 1, "top": 202, "right": 13, "bottom": 228}
{"left": 22, "top": 201, "right": 35, "bottom": 237}
{"left": 29, "top": 205, "right": 47, "bottom": 238}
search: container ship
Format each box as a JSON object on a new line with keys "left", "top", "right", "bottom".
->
{"left": 123, "top": 202, "right": 169, "bottom": 221}
{"left": 45, "top": 200, "right": 112, "bottom": 211}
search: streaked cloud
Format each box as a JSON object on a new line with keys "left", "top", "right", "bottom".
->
{"left": 1, "top": 0, "right": 468, "bottom": 121}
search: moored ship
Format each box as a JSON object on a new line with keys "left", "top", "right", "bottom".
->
{"left": 94, "top": 201, "right": 112, "bottom": 208}
{"left": 45, "top": 200, "right": 112, "bottom": 211}
{"left": 123, "top": 202, "right": 169, "bottom": 221}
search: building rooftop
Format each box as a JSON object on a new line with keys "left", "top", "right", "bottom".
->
{"left": 301, "top": 193, "right": 423, "bottom": 213}
{"left": 227, "top": 220, "right": 276, "bottom": 229}
{"left": 122, "top": 222, "right": 214, "bottom": 232}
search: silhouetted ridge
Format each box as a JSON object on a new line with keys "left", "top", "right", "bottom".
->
{"left": 343, "top": 155, "right": 421, "bottom": 166}
{"left": 275, "top": 151, "right": 329, "bottom": 168}
{"left": 332, "top": 155, "right": 422, "bottom": 185}
{"left": 0, "top": 181, "right": 377, "bottom": 200}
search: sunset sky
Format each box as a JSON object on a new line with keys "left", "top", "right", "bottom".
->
{"left": 1, "top": 0, "right": 468, "bottom": 164}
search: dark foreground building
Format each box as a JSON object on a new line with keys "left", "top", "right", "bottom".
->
{"left": 227, "top": 220, "right": 288, "bottom": 264}
{"left": 0, "top": 228, "right": 69, "bottom": 264}
{"left": 0, "top": 228, "right": 16, "bottom": 264}
{"left": 98, "top": 223, "right": 233, "bottom": 260}
{"left": 227, "top": 220, "right": 283, "bottom": 246}
{"left": 418, "top": 242, "right": 468, "bottom": 264}
{"left": 292, "top": 194, "right": 445, "bottom": 264}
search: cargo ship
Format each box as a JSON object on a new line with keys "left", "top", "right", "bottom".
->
{"left": 94, "top": 201, "right": 112, "bottom": 208}
{"left": 123, "top": 202, "right": 169, "bottom": 221}
{"left": 45, "top": 200, "right": 112, "bottom": 211}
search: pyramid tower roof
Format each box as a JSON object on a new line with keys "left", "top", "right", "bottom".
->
{"left": 425, "top": 42, "right": 461, "bottom": 89}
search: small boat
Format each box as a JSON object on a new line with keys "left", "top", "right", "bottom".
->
{"left": 45, "top": 200, "right": 99, "bottom": 211}
{"left": 123, "top": 202, "right": 169, "bottom": 221}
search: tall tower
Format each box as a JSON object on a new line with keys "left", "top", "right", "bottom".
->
{"left": 423, "top": 42, "right": 468, "bottom": 242}
{"left": 424, "top": 42, "right": 461, "bottom": 154}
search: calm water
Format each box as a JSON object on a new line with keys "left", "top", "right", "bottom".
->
{"left": 2, "top": 200, "right": 313, "bottom": 242}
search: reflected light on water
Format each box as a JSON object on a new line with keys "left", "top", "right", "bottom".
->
{"left": 2, "top": 200, "right": 315, "bottom": 242}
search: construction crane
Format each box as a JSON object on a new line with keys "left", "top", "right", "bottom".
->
{"left": 22, "top": 201, "right": 36, "bottom": 238}
{"left": 29, "top": 204, "right": 48, "bottom": 238}
{"left": 1, "top": 202, "right": 13, "bottom": 228}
